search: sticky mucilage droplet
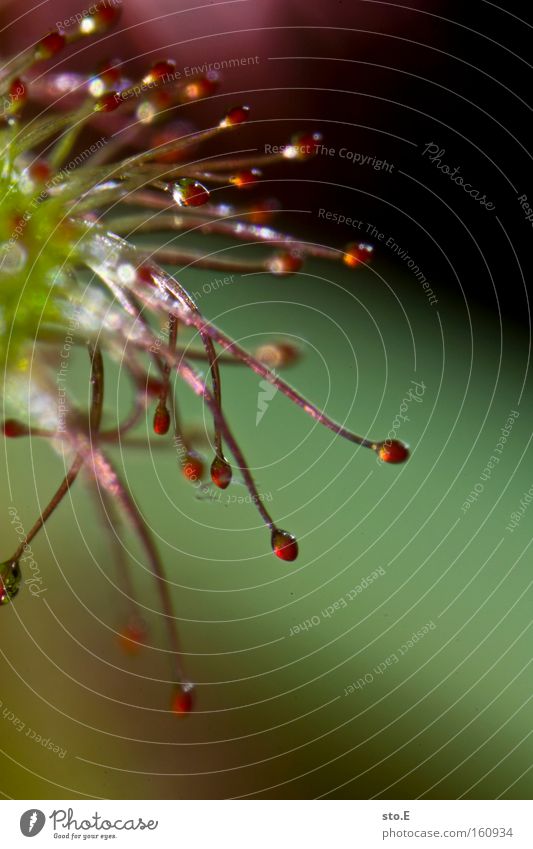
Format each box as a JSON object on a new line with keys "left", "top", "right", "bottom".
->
{"left": 271, "top": 529, "right": 298, "bottom": 562}
{"left": 210, "top": 455, "right": 232, "bottom": 489}
{"left": 0, "top": 560, "right": 22, "bottom": 606}
{"left": 171, "top": 682, "right": 194, "bottom": 715}
{"left": 153, "top": 402, "right": 171, "bottom": 435}
{"left": 376, "top": 440, "right": 410, "bottom": 464}
{"left": 172, "top": 178, "right": 210, "bottom": 208}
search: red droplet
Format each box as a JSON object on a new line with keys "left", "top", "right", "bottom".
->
{"left": 9, "top": 213, "right": 26, "bottom": 231}
{"left": 137, "top": 263, "right": 157, "bottom": 286}
{"left": 285, "top": 131, "right": 322, "bottom": 159}
{"left": 276, "top": 343, "right": 299, "bottom": 366}
{"left": 271, "top": 529, "right": 299, "bottom": 562}
{"left": 343, "top": 242, "right": 374, "bottom": 267}
{"left": 36, "top": 31, "right": 66, "bottom": 60}
{"left": 29, "top": 160, "right": 51, "bottom": 183}
{"left": 142, "top": 59, "right": 176, "bottom": 86}
{"left": 118, "top": 622, "right": 146, "bottom": 655}
{"left": 151, "top": 123, "right": 193, "bottom": 163}
{"left": 171, "top": 685, "right": 194, "bottom": 715}
{"left": 151, "top": 89, "right": 174, "bottom": 110}
{"left": 249, "top": 198, "right": 278, "bottom": 224}
{"left": 230, "top": 169, "right": 261, "bottom": 188}
{"left": 222, "top": 105, "right": 250, "bottom": 126}
{"left": 3, "top": 419, "right": 28, "bottom": 438}
{"left": 153, "top": 402, "right": 171, "bottom": 435}
{"left": 183, "top": 452, "right": 204, "bottom": 483}
{"left": 142, "top": 376, "right": 165, "bottom": 397}
{"left": 210, "top": 455, "right": 232, "bottom": 489}
{"left": 90, "top": 61, "right": 123, "bottom": 97}
{"left": 377, "top": 440, "right": 410, "bottom": 464}
{"left": 95, "top": 91, "right": 122, "bottom": 112}
{"left": 184, "top": 72, "right": 219, "bottom": 101}
{"left": 93, "top": 1, "right": 122, "bottom": 29}
{"left": 268, "top": 251, "right": 303, "bottom": 275}
{"left": 172, "top": 178, "right": 210, "bottom": 208}
{"left": 97, "top": 60, "right": 122, "bottom": 89}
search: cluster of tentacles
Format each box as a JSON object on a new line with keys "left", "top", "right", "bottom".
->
{"left": 0, "top": 1, "right": 409, "bottom": 713}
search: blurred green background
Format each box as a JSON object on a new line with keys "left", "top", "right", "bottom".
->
{"left": 1, "top": 245, "right": 531, "bottom": 799}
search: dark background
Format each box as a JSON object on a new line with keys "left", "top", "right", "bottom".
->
{"left": 2, "top": 0, "right": 531, "bottom": 326}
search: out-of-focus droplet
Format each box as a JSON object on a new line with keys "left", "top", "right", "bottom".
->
{"left": 151, "top": 90, "right": 174, "bottom": 111}
{"left": 151, "top": 122, "right": 194, "bottom": 163}
{"left": 230, "top": 169, "right": 261, "bottom": 188}
{"left": 35, "top": 31, "right": 66, "bottom": 60}
{"left": 142, "top": 60, "right": 176, "bottom": 87}
{"left": 0, "top": 560, "right": 21, "bottom": 606}
{"left": 141, "top": 376, "right": 165, "bottom": 397}
{"left": 29, "top": 161, "right": 52, "bottom": 184}
{"left": 220, "top": 105, "right": 250, "bottom": 127}
{"left": 117, "top": 263, "right": 138, "bottom": 285}
{"left": 182, "top": 452, "right": 204, "bottom": 483}
{"left": 343, "top": 242, "right": 374, "bottom": 267}
{"left": 184, "top": 72, "right": 219, "bottom": 100}
{"left": 89, "top": 60, "right": 123, "bottom": 98}
{"left": 0, "top": 242, "right": 28, "bottom": 275}
{"left": 80, "top": 1, "right": 122, "bottom": 35}
{"left": 171, "top": 682, "right": 194, "bottom": 715}
{"left": 3, "top": 419, "right": 29, "bottom": 438}
{"left": 94, "top": 91, "right": 122, "bottom": 112}
{"left": 99, "top": 60, "right": 122, "bottom": 88}
{"left": 249, "top": 198, "right": 279, "bottom": 225}
{"left": 283, "top": 131, "right": 322, "bottom": 160}
{"left": 267, "top": 251, "right": 303, "bottom": 275}
{"left": 118, "top": 621, "right": 146, "bottom": 655}
{"left": 153, "top": 402, "right": 171, "bottom": 435}
{"left": 136, "top": 100, "right": 157, "bottom": 125}
{"left": 254, "top": 342, "right": 299, "bottom": 369}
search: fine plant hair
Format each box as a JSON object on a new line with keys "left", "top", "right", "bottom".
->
{"left": 0, "top": 3, "right": 409, "bottom": 714}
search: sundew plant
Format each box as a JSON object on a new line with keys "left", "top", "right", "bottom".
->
{"left": 0, "top": 2, "right": 409, "bottom": 713}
